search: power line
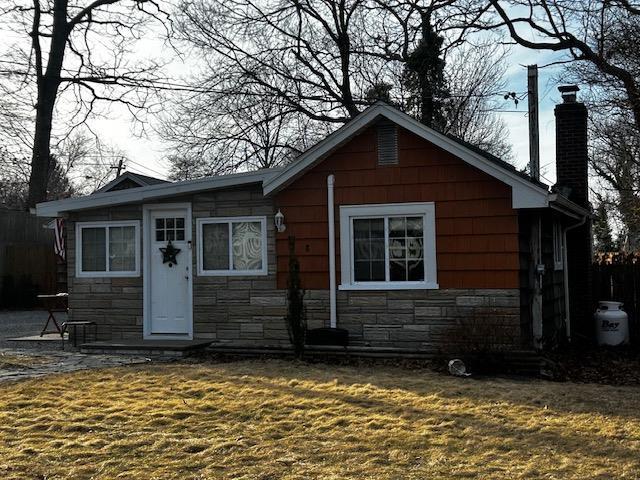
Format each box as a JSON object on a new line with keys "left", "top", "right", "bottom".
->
{"left": 126, "top": 159, "right": 167, "bottom": 178}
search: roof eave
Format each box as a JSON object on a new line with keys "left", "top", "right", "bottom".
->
{"left": 36, "top": 169, "right": 281, "bottom": 217}
{"left": 548, "top": 193, "right": 592, "bottom": 219}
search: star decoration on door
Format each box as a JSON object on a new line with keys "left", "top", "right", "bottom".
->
{"left": 160, "top": 240, "right": 181, "bottom": 267}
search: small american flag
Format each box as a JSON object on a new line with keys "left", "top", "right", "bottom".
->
{"left": 54, "top": 218, "right": 65, "bottom": 261}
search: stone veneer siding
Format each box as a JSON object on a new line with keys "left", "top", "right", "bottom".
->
{"left": 304, "top": 289, "right": 521, "bottom": 350}
{"left": 191, "top": 186, "right": 289, "bottom": 345}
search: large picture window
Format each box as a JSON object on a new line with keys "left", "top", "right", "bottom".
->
{"left": 339, "top": 203, "right": 437, "bottom": 290}
{"left": 197, "top": 216, "right": 268, "bottom": 276}
{"left": 76, "top": 221, "right": 140, "bottom": 277}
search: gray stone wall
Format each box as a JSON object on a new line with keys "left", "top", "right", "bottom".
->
{"left": 191, "top": 186, "right": 289, "bottom": 345}
{"left": 67, "top": 204, "right": 144, "bottom": 340}
{"left": 304, "top": 289, "right": 522, "bottom": 351}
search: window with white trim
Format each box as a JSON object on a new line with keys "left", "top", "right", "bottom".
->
{"left": 197, "top": 217, "right": 268, "bottom": 276}
{"left": 76, "top": 221, "right": 140, "bottom": 277}
{"left": 553, "top": 220, "right": 564, "bottom": 270}
{"left": 339, "top": 203, "right": 438, "bottom": 290}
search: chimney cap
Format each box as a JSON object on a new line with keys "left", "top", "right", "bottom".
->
{"left": 558, "top": 85, "right": 580, "bottom": 103}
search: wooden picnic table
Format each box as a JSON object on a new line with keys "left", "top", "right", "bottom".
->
{"left": 37, "top": 293, "right": 68, "bottom": 336}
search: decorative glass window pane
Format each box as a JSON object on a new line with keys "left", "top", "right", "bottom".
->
{"left": 353, "top": 218, "right": 385, "bottom": 281}
{"left": 81, "top": 227, "right": 106, "bottom": 272}
{"left": 406, "top": 217, "right": 423, "bottom": 237}
{"left": 109, "top": 226, "right": 136, "bottom": 271}
{"left": 176, "top": 218, "right": 184, "bottom": 229}
{"left": 202, "top": 223, "right": 229, "bottom": 270}
{"left": 176, "top": 229, "right": 185, "bottom": 241}
{"left": 389, "top": 216, "right": 424, "bottom": 282}
{"left": 232, "top": 222, "right": 263, "bottom": 270}
{"left": 389, "top": 217, "right": 405, "bottom": 238}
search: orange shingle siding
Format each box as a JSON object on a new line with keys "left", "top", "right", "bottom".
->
{"left": 274, "top": 126, "right": 520, "bottom": 289}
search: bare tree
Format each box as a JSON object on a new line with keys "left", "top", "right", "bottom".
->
{"left": 0, "top": 0, "right": 170, "bottom": 208}
{"left": 441, "top": 42, "right": 512, "bottom": 160}
{"left": 0, "top": 131, "right": 118, "bottom": 207}
{"left": 590, "top": 118, "right": 640, "bottom": 250}
{"left": 165, "top": 0, "right": 509, "bottom": 176}
{"left": 487, "top": 0, "right": 640, "bottom": 133}
{"left": 162, "top": 93, "right": 326, "bottom": 178}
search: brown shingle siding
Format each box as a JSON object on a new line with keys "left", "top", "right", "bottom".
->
{"left": 275, "top": 126, "right": 520, "bottom": 290}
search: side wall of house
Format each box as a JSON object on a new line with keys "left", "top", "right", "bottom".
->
{"left": 274, "top": 125, "right": 524, "bottom": 349}
{"left": 66, "top": 185, "right": 292, "bottom": 345}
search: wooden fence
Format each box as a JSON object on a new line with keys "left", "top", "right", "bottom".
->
{"left": 0, "top": 210, "right": 59, "bottom": 308}
{"left": 592, "top": 258, "right": 640, "bottom": 345}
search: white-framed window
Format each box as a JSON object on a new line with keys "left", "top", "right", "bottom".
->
{"left": 75, "top": 221, "right": 140, "bottom": 277}
{"left": 196, "top": 216, "right": 268, "bottom": 276}
{"left": 553, "top": 220, "right": 564, "bottom": 270}
{"left": 339, "top": 203, "right": 438, "bottom": 290}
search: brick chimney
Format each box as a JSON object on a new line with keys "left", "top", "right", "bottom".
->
{"left": 554, "top": 85, "right": 588, "bottom": 207}
{"left": 554, "top": 85, "right": 592, "bottom": 343}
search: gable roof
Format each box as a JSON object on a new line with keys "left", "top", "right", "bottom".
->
{"left": 95, "top": 172, "right": 170, "bottom": 194}
{"left": 35, "top": 103, "right": 589, "bottom": 219}
{"left": 263, "top": 102, "right": 550, "bottom": 209}
{"left": 36, "top": 169, "right": 281, "bottom": 217}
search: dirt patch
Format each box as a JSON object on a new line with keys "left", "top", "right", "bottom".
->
{"left": 545, "top": 346, "right": 640, "bottom": 385}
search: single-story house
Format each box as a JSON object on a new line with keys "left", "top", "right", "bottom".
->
{"left": 36, "top": 89, "right": 592, "bottom": 352}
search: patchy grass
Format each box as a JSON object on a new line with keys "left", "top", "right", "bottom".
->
{"left": 0, "top": 360, "right": 639, "bottom": 479}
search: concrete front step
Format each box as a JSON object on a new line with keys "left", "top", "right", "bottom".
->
{"left": 80, "top": 339, "right": 212, "bottom": 357}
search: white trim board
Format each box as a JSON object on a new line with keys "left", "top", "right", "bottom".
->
{"left": 263, "top": 103, "right": 550, "bottom": 209}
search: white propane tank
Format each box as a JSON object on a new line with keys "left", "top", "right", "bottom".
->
{"left": 595, "top": 301, "right": 629, "bottom": 346}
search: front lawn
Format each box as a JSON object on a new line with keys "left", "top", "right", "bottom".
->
{"left": 1, "top": 359, "right": 639, "bottom": 479}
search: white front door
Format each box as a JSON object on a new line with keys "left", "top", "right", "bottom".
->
{"left": 144, "top": 204, "right": 193, "bottom": 339}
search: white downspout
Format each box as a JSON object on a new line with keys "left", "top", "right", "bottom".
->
{"left": 327, "top": 174, "right": 337, "bottom": 329}
{"left": 563, "top": 215, "right": 587, "bottom": 341}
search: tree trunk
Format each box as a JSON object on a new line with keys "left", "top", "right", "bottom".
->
{"left": 26, "top": 0, "right": 68, "bottom": 209}
{"left": 27, "top": 82, "right": 58, "bottom": 209}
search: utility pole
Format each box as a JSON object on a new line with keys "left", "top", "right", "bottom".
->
{"left": 110, "top": 156, "right": 125, "bottom": 177}
{"left": 528, "top": 65, "right": 540, "bottom": 181}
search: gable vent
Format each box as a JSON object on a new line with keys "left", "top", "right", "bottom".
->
{"left": 377, "top": 122, "right": 398, "bottom": 166}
